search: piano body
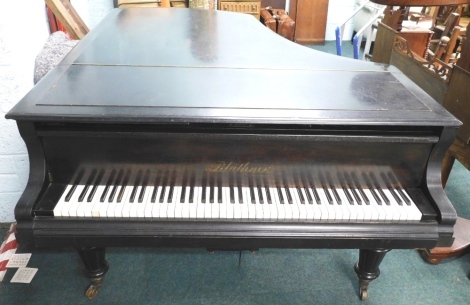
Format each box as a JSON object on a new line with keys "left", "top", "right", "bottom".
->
{"left": 5, "top": 8, "right": 460, "bottom": 300}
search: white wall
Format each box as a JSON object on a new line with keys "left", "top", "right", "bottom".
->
{"left": 325, "top": 0, "right": 357, "bottom": 41}
{"left": 0, "top": 0, "right": 112, "bottom": 223}
{"left": 0, "top": 1, "right": 49, "bottom": 223}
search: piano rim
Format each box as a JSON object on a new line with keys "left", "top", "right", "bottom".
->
{"left": 20, "top": 218, "right": 448, "bottom": 250}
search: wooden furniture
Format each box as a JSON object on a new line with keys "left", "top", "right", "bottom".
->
{"left": 421, "top": 29, "right": 470, "bottom": 264}
{"left": 372, "top": 21, "right": 433, "bottom": 64}
{"left": 289, "top": 0, "right": 329, "bottom": 44}
{"left": 390, "top": 23, "right": 470, "bottom": 264}
{"left": 6, "top": 8, "right": 460, "bottom": 301}
{"left": 45, "top": 0, "right": 89, "bottom": 39}
{"left": 219, "top": 0, "right": 261, "bottom": 19}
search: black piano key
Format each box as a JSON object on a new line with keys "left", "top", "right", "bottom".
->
{"left": 277, "top": 188, "right": 284, "bottom": 204}
{"left": 159, "top": 171, "right": 170, "bottom": 203}
{"left": 337, "top": 173, "right": 353, "bottom": 205}
{"left": 387, "top": 172, "right": 411, "bottom": 205}
{"left": 151, "top": 172, "right": 162, "bottom": 203}
{"left": 87, "top": 169, "right": 105, "bottom": 202}
{"left": 293, "top": 174, "right": 304, "bottom": 204}
{"left": 257, "top": 188, "right": 264, "bottom": 204}
{"left": 304, "top": 173, "right": 321, "bottom": 204}
{"left": 257, "top": 178, "right": 264, "bottom": 204}
{"left": 325, "top": 172, "right": 341, "bottom": 205}
{"left": 201, "top": 173, "right": 208, "bottom": 204}
{"left": 167, "top": 170, "right": 176, "bottom": 203}
{"left": 229, "top": 172, "right": 235, "bottom": 203}
{"left": 343, "top": 172, "right": 362, "bottom": 205}
{"left": 100, "top": 169, "right": 117, "bottom": 203}
{"left": 188, "top": 172, "right": 196, "bottom": 204}
{"left": 389, "top": 188, "right": 403, "bottom": 205}
{"left": 380, "top": 172, "right": 403, "bottom": 205}
{"left": 130, "top": 169, "right": 143, "bottom": 203}
{"left": 117, "top": 169, "right": 131, "bottom": 203}
{"left": 350, "top": 172, "right": 370, "bottom": 205}
{"left": 249, "top": 177, "right": 256, "bottom": 204}
{"left": 396, "top": 188, "right": 411, "bottom": 205}
{"left": 138, "top": 169, "right": 150, "bottom": 203}
{"left": 297, "top": 188, "right": 305, "bottom": 204}
{"left": 209, "top": 174, "right": 215, "bottom": 204}
{"left": 217, "top": 173, "right": 223, "bottom": 204}
{"left": 342, "top": 187, "right": 354, "bottom": 205}
{"left": 65, "top": 169, "right": 85, "bottom": 202}
{"left": 303, "top": 186, "right": 313, "bottom": 204}
{"left": 263, "top": 177, "right": 272, "bottom": 204}
{"left": 109, "top": 169, "right": 124, "bottom": 203}
{"left": 281, "top": 177, "right": 292, "bottom": 204}
{"left": 369, "top": 172, "right": 389, "bottom": 205}
{"left": 237, "top": 175, "right": 244, "bottom": 204}
{"left": 276, "top": 176, "right": 285, "bottom": 204}
{"left": 361, "top": 172, "right": 381, "bottom": 204}
{"left": 78, "top": 169, "right": 97, "bottom": 202}
{"left": 323, "top": 188, "right": 333, "bottom": 204}
{"left": 180, "top": 172, "right": 188, "bottom": 204}
{"left": 330, "top": 188, "right": 342, "bottom": 205}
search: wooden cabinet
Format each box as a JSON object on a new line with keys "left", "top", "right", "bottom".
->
{"left": 289, "top": 0, "right": 329, "bottom": 44}
{"left": 219, "top": 0, "right": 261, "bottom": 20}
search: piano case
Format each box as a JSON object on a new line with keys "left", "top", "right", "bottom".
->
{"left": 260, "top": 8, "right": 295, "bottom": 41}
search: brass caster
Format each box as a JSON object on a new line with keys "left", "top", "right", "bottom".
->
{"left": 85, "top": 284, "right": 99, "bottom": 300}
{"left": 84, "top": 277, "right": 104, "bottom": 300}
{"left": 359, "top": 287, "right": 368, "bottom": 300}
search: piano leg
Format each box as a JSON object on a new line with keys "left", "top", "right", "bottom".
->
{"left": 354, "top": 249, "right": 390, "bottom": 300}
{"left": 76, "top": 247, "right": 109, "bottom": 300}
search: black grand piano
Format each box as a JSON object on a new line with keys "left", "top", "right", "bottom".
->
{"left": 5, "top": 8, "right": 461, "bottom": 300}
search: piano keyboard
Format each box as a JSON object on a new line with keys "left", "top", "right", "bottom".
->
{"left": 53, "top": 168, "right": 422, "bottom": 222}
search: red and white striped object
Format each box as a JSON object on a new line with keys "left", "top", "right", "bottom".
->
{"left": 0, "top": 223, "right": 18, "bottom": 282}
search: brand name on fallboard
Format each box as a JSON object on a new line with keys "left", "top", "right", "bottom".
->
{"left": 204, "top": 162, "right": 273, "bottom": 173}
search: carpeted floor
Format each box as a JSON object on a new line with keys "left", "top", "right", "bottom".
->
{"left": 1, "top": 42, "right": 469, "bottom": 304}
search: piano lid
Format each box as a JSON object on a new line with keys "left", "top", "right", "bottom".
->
{"left": 6, "top": 8, "right": 459, "bottom": 126}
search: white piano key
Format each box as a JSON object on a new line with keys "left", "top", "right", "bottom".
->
{"left": 280, "top": 188, "right": 292, "bottom": 220}
{"left": 240, "top": 187, "right": 250, "bottom": 219}
{"left": 122, "top": 172, "right": 139, "bottom": 218}
{"left": 288, "top": 188, "right": 301, "bottom": 221}
{"left": 224, "top": 187, "right": 234, "bottom": 220}
{"left": 135, "top": 185, "right": 150, "bottom": 218}
{"left": 337, "top": 188, "right": 357, "bottom": 221}
{"left": 233, "top": 186, "right": 242, "bottom": 219}
{"left": 363, "top": 189, "right": 387, "bottom": 221}
{"left": 306, "top": 188, "right": 322, "bottom": 220}
{"left": 195, "top": 186, "right": 205, "bottom": 219}
{"left": 191, "top": 186, "right": 201, "bottom": 219}
{"left": 301, "top": 188, "right": 314, "bottom": 220}
{"left": 144, "top": 186, "right": 155, "bottom": 218}
{"left": 268, "top": 188, "right": 280, "bottom": 220}
{"left": 383, "top": 189, "right": 407, "bottom": 222}
{"left": 316, "top": 188, "right": 332, "bottom": 220}
{"left": 151, "top": 186, "right": 164, "bottom": 218}
{"left": 167, "top": 186, "right": 179, "bottom": 219}
{"left": 399, "top": 190, "right": 422, "bottom": 221}
{"left": 67, "top": 180, "right": 88, "bottom": 218}
{"left": 254, "top": 187, "right": 264, "bottom": 220}
{"left": 181, "top": 186, "right": 191, "bottom": 219}
{"left": 260, "top": 187, "right": 271, "bottom": 220}
{"left": 54, "top": 184, "right": 73, "bottom": 217}
{"left": 211, "top": 187, "right": 220, "bottom": 219}
{"left": 159, "top": 186, "right": 171, "bottom": 219}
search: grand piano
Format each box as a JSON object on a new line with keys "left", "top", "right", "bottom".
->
{"left": 5, "top": 7, "right": 461, "bottom": 300}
